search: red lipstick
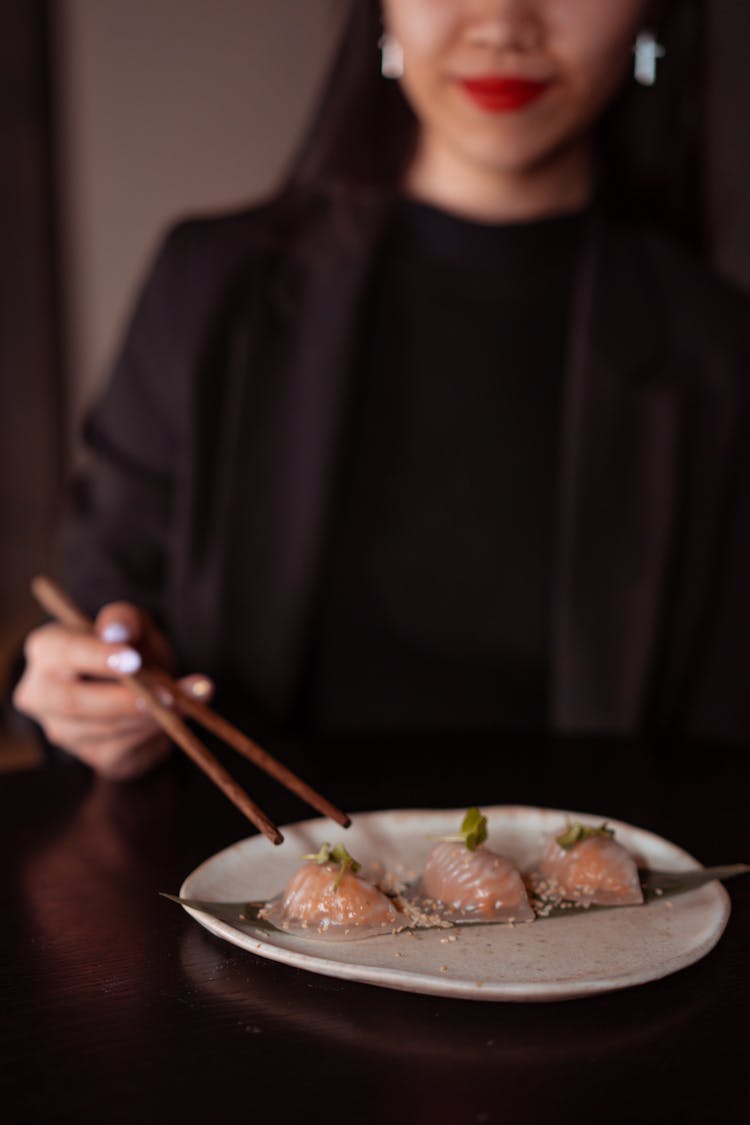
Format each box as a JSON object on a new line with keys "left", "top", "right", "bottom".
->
{"left": 459, "top": 76, "right": 551, "bottom": 112}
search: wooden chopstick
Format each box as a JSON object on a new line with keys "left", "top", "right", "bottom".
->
{"left": 142, "top": 666, "right": 351, "bottom": 829}
{"left": 31, "top": 575, "right": 284, "bottom": 845}
{"left": 32, "top": 574, "right": 352, "bottom": 835}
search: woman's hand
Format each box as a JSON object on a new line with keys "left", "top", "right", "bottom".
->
{"left": 13, "top": 602, "right": 213, "bottom": 780}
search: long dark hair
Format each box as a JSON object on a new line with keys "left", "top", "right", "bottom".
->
{"left": 282, "top": 0, "right": 706, "bottom": 253}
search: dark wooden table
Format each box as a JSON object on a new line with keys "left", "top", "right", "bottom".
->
{"left": 2, "top": 735, "right": 748, "bottom": 1125}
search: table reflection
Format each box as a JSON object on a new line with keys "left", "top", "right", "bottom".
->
{"left": 178, "top": 923, "right": 714, "bottom": 1064}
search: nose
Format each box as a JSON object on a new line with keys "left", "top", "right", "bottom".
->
{"left": 464, "top": 0, "right": 543, "bottom": 52}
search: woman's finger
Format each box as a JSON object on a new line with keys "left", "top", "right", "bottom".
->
{"left": 95, "top": 601, "right": 148, "bottom": 645}
{"left": 29, "top": 677, "right": 146, "bottom": 721}
{"left": 24, "top": 623, "right": 142, "bottom": 679}
{"left": 96, "top": 601, "right": 175, "bottom": 670}
{"left": 43, "top": 714, "right": 160, "bottom": 748}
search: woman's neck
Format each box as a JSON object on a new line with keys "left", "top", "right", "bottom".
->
{"left": 403, "top": 134, "right": 594, "bottom": 225}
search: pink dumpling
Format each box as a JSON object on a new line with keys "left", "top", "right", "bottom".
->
{"left": 422, "top": 841, "right": 534, "bottom": 922}
{"left": 276, "top": 862, "right": 401, "bottom": 931}
{"left": 539, "top": 834, "right": 643, "bottom": 907}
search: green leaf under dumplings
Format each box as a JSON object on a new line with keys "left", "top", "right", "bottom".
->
{"left": 160, "top": 893, "right": 275, "bottom": 931}
{"left": 162, "top": 863, "right": 750, "bottom": 937}
{"left": 639, "top": 864, "right": 749, "bottom": 900}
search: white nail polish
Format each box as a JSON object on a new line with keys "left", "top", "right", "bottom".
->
{"left": 106, "top": 648, "right": 142, "bottom": 675}
{"left": 101, "top": 622, "right": 130, "bottom": 644}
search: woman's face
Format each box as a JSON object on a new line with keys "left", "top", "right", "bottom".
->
{"left": 381, "top": 0, "right": 651, "bottom": 179}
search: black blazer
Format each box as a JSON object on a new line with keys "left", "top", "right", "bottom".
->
{"left": 62, "top": 193, "right": 750, "bottom": 742}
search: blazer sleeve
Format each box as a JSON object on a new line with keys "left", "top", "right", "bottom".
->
{"left": 687, "top": 398, "right": 750, "bottom": 744}
{"left": 59, "top": 226, "right": 188, "bottom": 624}
{"left": 678, "top": 270, "right": 750, "bottom": 744}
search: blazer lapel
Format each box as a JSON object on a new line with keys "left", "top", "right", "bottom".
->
{"left": 220, "top": 195, "right": 393, "bottom": 719}
{"left": 552, "top": 216, "right": 683, "bottom": 733}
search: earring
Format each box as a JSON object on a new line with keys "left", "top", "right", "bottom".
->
{"left": 633, "top": 30, "right": 665, "bottom": 86}
{"left": 379, "top": 33, "right": 404, "bottom": 80}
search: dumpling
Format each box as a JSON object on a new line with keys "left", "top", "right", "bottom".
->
{"left": 261, "top": 844, "right": 404, "bottom": 941}
{"left": 538, "top": 823, "right": 644, "bottom": 907}
{"left": 421, "top": 840, "right": 534, "bottom": 923}
{"left": 276, "top": 861, "right": 400, "bottom": 930}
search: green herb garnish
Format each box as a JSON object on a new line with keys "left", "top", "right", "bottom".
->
{"left": 302, "top": 842, "right": 361, "bottom": 892}
{"left": 556, "top": 822, "right": 615, "bottom": 850}
{"left": 438, "top": 807, "right": 489, "bottom": 852}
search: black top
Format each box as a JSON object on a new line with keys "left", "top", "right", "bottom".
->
{"left": 306, "top": 198, "right": 584, "bottom": 734}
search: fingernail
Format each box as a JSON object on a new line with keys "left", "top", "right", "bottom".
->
{"left": 106, "top": 648, "right": 142, "bottom": 675}
{"left": 101, "top": 622, "right": 131, "bottom": 644}
{"left": 156, "top": 687, "right": 174, "bottom": 707}
{"left": 188, "top": 677, "right": 213, "bottom": 700}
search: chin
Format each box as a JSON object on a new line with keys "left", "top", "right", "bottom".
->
{"left": 456, "top": 116, "right": 585, "bottom": 183}
{"left": 462, "top": 139, "right": 565, "bottom": 181}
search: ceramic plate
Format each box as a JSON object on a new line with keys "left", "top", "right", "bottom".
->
{"left": 179, "top": 806, "right": 731, "bottom": 1002}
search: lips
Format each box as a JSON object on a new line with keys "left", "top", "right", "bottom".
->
{"left": 459, "top": 76, "right": 551, "bottom": 112}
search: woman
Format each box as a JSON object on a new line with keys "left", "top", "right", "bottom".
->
{"left": 15, "top": 0, "right": 750, "bottom": 777}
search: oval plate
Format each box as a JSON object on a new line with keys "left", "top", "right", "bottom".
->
{"left": 179, "top": 806, "right": 731, "bottom": 1002}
